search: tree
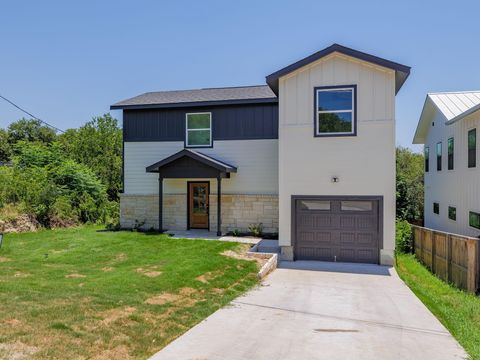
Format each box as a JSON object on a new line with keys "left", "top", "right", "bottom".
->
{"left": 396, "top": 147, "right": 424, "bottom": 223}
{"left": 58, "top": 114, "right": 122, "bottom": 200}
{"left": 7, "top": 118, "right": 57, "bottom": 144}
{"left": 0, "top": 129, "right": 11, "bottom": 162}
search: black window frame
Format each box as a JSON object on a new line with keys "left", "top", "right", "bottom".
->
{"left": 468, "top": 128, "right": 476, "bottom": 168}
{"left": 424, "top": 146, "right": 429, "bottom": 172}
{"left": 313, "top": 85, "right": 357, "bottom": 138}
{"left": 447, "top": 137, "right": 454, "bottom": 170}
{"left": 436, "top": 142, "right": 442, "bottom": 171}
{"left": 185, "top": 112, "right": 213, "bottom": 149}
{"left": 448, "top": 206, "right": 456, "bottom": 221}
{"left": 469, "top": 211, "right": 480, "bottom": 229}
{"left": 433, "top": 202, "right": 439, "bottom": 215}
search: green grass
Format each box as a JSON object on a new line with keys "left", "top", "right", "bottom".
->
{"left": 396, "top": 254, "right": 480, "bottom": 360}
{"left": 0, "top": 226, "right": 259, "bottom": 359}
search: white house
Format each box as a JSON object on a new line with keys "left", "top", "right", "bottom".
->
{"left": 414, "top": 91, "right": 480, "bottom": 238}
{"left": 111, "top": 44, "right": 410, "bottom": 265}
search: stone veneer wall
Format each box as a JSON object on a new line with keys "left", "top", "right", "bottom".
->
{"left": 120, "top": 194, "right": 278, "bottom": 233}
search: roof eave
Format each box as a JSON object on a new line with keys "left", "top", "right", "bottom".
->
{"left": 111, "top": 97, "right": 278, "bottom": 110}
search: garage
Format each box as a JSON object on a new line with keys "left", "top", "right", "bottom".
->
{"left": 293, "top": 196, "right": 382, "bottom": 264}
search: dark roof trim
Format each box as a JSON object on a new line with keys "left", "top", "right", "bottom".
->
{"left": 111, "top": 97, "right": 277, "bottom": 110}
{"left": 266, "top": 43, "right": 411, "bottom": 95}
{"left": 146, "top": 149, "right": 237, "bottom": 173}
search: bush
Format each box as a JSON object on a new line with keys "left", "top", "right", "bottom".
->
{"left": 396, "top": 219, "right": 413, "bottom": 254}
{"left": 248, "top": 223, "right": 263, "bottom": 237}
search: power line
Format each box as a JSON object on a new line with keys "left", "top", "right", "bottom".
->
{"left": 0, "top": 93, "right": 64, "bottom": 133}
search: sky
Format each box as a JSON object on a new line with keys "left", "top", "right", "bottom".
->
{"left": 1, "top": 0, "right": 480, "bottom": 151}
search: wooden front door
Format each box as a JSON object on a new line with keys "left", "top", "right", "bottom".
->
{"left": 188, "top": 182, "right": 209, "bottom": 229}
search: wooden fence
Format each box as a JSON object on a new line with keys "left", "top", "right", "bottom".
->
{"left": 411, "top": 225, "right": 480, "bottom": 293}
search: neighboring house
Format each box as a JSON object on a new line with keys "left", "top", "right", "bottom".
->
{"left": 111, "top": 43, "right": 410, "bottom": 265}
{"left": 414, "top": 91, "right": 480, "bottom": 238}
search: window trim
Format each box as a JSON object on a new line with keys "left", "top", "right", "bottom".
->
{"left": 468, "top": 128, "right": 476, "bottom": 168}
{"left": 424, "top": 146, "right": 429, "bottom": 172}
{"left": 448, "top": 206, "right": 456, "bottom": 221}
{"left": 469, "top": 211, "right": 480, "bottom": 230}
{"left": 313, "top": 85, "right": 357, "bottom": 137}
{"left": 447, "top": 137, "right": 454, "bottom": 170}
{"left": 433, "top": 202, "right": 439, "bottom": 215}
{"left": 185, "top": 112, "right": 213, "bottom": 148}
{"left": 436, "top": 142, "right": 442, "bottom": 171}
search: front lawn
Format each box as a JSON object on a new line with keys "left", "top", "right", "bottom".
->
{"left": 0, "top": 226, "right": 259, "bottom": 359}
{"left": 396, "top": 254, "right": 480, "bottom": 360}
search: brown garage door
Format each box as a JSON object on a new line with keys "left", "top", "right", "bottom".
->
{"left": 294, "top": 197, "right": 381, "bottom": 264}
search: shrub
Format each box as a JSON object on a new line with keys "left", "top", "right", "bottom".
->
{"left": 396, "top": 219, "right": 413, "bottom": 254}
{"left": 248, "top": 223, "right": 263, "bottom": 238}
{"left": 48, "top": 196, "right": 79, "bottom": 228}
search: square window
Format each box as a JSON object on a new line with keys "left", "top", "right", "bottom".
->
{"left": 315, "top": 86, "right": 356, "bottom": 136}
{"left": 469, "top": 211, "right": 480, "bottom": 229}
{"left": 448, "top": 206, "right": 456, "bottom": 221}
{"left": 186, "top": 113, "right": 212, "bottom": 147}
{"left": 433, "top": 202, "right": 439, "bottom": 214}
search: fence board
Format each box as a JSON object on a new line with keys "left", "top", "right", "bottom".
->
{"left": 411, "top": 225, "right": 479, "bottom": 293}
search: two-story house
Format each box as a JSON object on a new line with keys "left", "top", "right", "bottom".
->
{"left": 414, "top": 91, "right": 480, "bottom": 237}
{"left": 111, "top": 44, "right": 410, "bottom": 265}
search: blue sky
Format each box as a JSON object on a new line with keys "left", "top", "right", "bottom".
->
{"left": 1, "top": 0, "right": 479, "bottom": 150}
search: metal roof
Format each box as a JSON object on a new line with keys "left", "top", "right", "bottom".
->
{"left": 111, "top": 85, "right": 277, "bottom": 110}
{"left": 266, "top": 44, "right": 411, "bottom": 95}
{"left": 413, "top": 91, "right": 480, "bottom": 144}
{"left": 146, "top": 149, "right": 237, "bottom": 173}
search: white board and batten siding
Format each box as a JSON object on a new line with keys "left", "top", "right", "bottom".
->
{"left": 278, "top": 53, "right": 397, "bottom": 261}
{"left": 424, "top": 108, "right": 480, "bottom": 238}
{"left": 124, "top": 139, "right": 279, "bottom": 195}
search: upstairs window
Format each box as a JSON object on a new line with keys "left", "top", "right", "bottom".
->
{"left": 470, "top": 211, "right": 480, "bottom": 229}
{"left": 436, "top": 142, "right": 442, "bottom": 171}
{"left": 315, "top": 86, "right": 356, "bottom": 137}
{"left": 448, "top": 206, "right": 456, "bottom": 221}
{"left": 185, "top": 113, "right": 212, "bottom": 148}
{"left": 468, "top": 128, "right": 476, "bottom": 168}
{"left": 424, "top": 146, "right": 429, "bottom": 172}
{"left": 448, "top": 137, "right": 454, "bottom": 170}
{"left": 433, "top": 202, "right": 439, "bottom": 214}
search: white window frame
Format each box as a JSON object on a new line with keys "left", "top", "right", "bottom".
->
{"left": 315, "top": 86, "right": 356, "bottom": 137}
{"left": 185, "top": 112, "right": 212, "bottom": 148}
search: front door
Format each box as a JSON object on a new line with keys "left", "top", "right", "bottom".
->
{"left": 188, "top": 182, "right": 209, "bottom": 229}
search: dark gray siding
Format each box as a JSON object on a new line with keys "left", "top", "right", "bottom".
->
{"left": 123, "top": 103, "right": 278, "bottom": 142}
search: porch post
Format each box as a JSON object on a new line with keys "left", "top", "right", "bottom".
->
{"left": 158, "top": 175, "right": 163, "bottom": 232}
{"left": 217, "top": 175, "right": 222, "bottom": 236}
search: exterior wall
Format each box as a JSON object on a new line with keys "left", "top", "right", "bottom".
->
{"left": 278, "top": 53, "right": 397, "bottom": 264}
{"left": 120, "top": 192, "right": 278, "bottom": 233}
{"left": 424, "top": 109, "right": 480, "bottom": 237}
{"left": 123, "top": 139, "right": 278, "bottom": 195}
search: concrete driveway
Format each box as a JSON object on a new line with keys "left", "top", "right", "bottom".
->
{"left": 151, "top": 261, "right": 467, "bottom": 360}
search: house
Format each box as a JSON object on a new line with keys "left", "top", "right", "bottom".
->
{"left": 111, "top": 44, "right": 410, "bottom": 265}
{"left": 414, "top": 91, "right": 480, "bottom": 237}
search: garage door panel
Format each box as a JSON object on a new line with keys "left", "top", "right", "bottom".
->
{"left": 294, "top": 198, "right": 380, "bottom": 264}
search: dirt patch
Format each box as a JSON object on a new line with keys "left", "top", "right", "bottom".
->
{"left": 13, "top": 272, "right": 31, "bottom": 278}
{"left": 136, "top": 266, "right": 162, "bottom": 278}
{"left": 0, "top": 341, "right": 38, "bottom": 360}
{"left": 222, "top": 247, "right": 268, "bottom": 268}
{"left": 179, "top": 287, "right": 197, "bottom": 296}
{"left": 100, "top": 307, "right": 136, "bottom": 325}
{"left": 65, "top": 273, "right": 86, "bottom": 279}
{"left": 114, "top": 253, "right": 127, "bottom": 262}
{"left": 145, "top": 293, "right": 180, "bottom": 305}
{"left": 91, "top": 345, "right": 132, "bottom": 360}
{"left": 0, "top": 256, "right": 11, "bottom": 263}
{"left": 0, "top": 214, "right": 40, "bottom": 233}
{"left": 195, "top": 270, "right": 223, "bottom": 284}
{"left": 3, "top": 319, "right": 22, "bottom": 327}
{"left": 101, "top": 267, "right": 114, "bottom": 272}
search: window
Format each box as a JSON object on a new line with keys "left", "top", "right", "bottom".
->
{"left": 469, "top": 211, "right": 480, "bottom": 229}
{"left": 433, "top": 202, "right": 439, "bottom": 214}
{"left": 299, "top": 200, "right": 331, "bottom": 211}
{"left": 448, "top": 206, "right": 456, "bottom": 221}
{"left": 341, "top": 201, "right": 372, "bottom": 211}
{"left": 447, "top": 137, "right": 454, "bottom": 170}
{"left": 468, "top": 128, "right": 476, "bottom": 168}
{"left": 185, "top": 113, "right": 212, "bottom": 147}
{"left": 436, "top": 142, "right": 442, "bottom": 171}
{"left": 424, "top": 146, "right": 429, "bottom": 172}
{"left": 315, "top": 86, "right": 356, "bottom": 136}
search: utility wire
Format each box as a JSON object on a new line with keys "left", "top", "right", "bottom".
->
{"left": 0, "top": 93, "right": 64, "bottom": 133}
